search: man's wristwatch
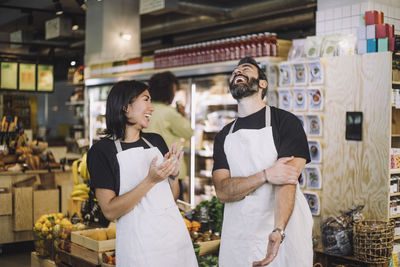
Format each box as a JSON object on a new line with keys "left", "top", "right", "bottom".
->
{"left": 272, "top": 228, "right": 286, "bottom": 243}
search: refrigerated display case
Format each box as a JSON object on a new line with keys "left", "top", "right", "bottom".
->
{"left": 85, "top": 57, "right": 283, "bottom": 207}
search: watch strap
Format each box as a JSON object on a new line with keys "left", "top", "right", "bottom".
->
{"left": 272, "top": 227, "right": 285, "bottom": 243}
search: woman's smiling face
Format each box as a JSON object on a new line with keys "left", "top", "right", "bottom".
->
{"left": 125, "top": 89, "right": 154, "bottom": 129}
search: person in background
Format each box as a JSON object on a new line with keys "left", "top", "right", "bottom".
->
{"left": 87, "top": 80, "right": 198, "bottom": 267}
{"left": 144, "top": 71, "right": 193, "bottom": 200}
{"left": 212, "top": 57, "right": 313, "bottom": 266}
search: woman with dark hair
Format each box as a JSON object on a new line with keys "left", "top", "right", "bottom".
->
{"left": 144, "top": 72, "right": 193, "bottom": 200}
{"left": 87, "top": 80, "right": 198, "bottom": 267}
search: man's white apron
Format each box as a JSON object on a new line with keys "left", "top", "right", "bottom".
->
{"left": 114, "top": 138, "right": 198, "bottom": 267}
{"left": 219, "top": 106, "right": 313, "bottom": 267}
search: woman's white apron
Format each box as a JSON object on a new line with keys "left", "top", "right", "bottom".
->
{"left": 114, "top": 137, "right": 198, "bottom": 267}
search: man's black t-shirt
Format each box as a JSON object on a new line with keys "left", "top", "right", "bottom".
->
{"left": 213, "top": 106, "right": 311, "bottom": 172}
{"left": 87, "top": 132, "right": 169, "bottom": 196}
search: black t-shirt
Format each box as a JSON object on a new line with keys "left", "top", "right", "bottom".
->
{"left": 213, "top": 106, "right": 311, "bottom": 172}
{"left": 87, "top": 132, "right": 169, "bottom": 196}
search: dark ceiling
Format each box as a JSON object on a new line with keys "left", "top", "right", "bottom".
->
{"left": 0, "top": 0, "right": 316, "bottom": 79}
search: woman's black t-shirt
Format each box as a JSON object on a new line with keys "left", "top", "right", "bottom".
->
{"left": 213, "top": 106, "right": 311, "bottom": 172}
{"left": 87, "top": 132, "right": 169, "bottom": 196}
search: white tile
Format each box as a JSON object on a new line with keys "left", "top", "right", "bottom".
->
{"left": 375, "top": 3, "right": 382, "bottom": 12}
{"left": 351, "top": 27, "right": 359, "bottom": 36}
{"left": 316, "top": 22, "right": 324, "bottom": 33}
{"left": 352, "top": 3, "right": 361, "bottom": 16}
{"left": 367, "top": 1, "right": 375, "bottom": 11}
{"left": 334, "top": 19, "right": 342, "bottom": 30}
{"left": 343, "top": 28, "right": 351, "bottom": 34}
{"left": 343, "top": 17, "right": 352, "bottom": 28}
{"left": 343, "top": 5, "right": 351, "bottom": 17}
{"left": 326, "top": 8, "right": 334, "bottom": 20}
{"left": 389, "top": 7, "right": 394, "bottom": 18}
{"left": 334, "top": 7, "right": 342, "bottom": 19}
{"left": 325, "top": 20, "right": 334, "bottom": 31}
{"left": 382, "top": 4, "right": 388, "bottom": 15}
{"left": 361, "top": 2, "right": 369, "bottom": 13}
{"left": 352, "top": 15, "right": 361, "bottom": 27}
{"left": 316, "top": 11, "right": 323, "bottom": 22}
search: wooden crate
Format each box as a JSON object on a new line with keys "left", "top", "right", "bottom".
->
{"left": 33, "top": 189, "right": 59, "bottom": 222}
{"left": 13, "top": 187, "right": 33, "bottom": 231}
{"left": 31, "top": 251, "right": 57, "bottom": 267}
{"left": 71, "top": 229, "right": 115, "bottom": 252}
{"left": 198, "top": 240, "right": 220, "bottom": 256}
{"left": 71, "top": 242, "right": 104, "bottom": 265}
{"left": 0, "top": 192, "right": 12, "bottom": 215}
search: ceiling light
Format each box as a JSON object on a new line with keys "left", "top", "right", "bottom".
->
{"left": 120, "top": 33, "right": 131, "bottom": 41}
{"left": 54, "top": 0, "right": 64, "bottom": 15}
{"left": 75, "top": 0, "right": 86, "bottom": 10}
{"left": 72, "top": 24, "right": 79, "bottom": 31}
{"left": 70, "top": 60, "right": 76, "bottom": 66}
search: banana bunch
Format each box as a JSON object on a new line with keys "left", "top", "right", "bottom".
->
{"left": 70, "top": 183, "right": 90, "bottom": 201}
{"left": 72, "top": 153, "right": 90, "bottom": 185}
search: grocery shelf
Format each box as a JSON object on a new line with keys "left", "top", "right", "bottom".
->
{"left": 392, "top": 134, "right": 400, "bottom": 137}
{"left": 390, "top": 192, "right": 400, "bottom": 197}
{"left": 390, "top": 214, "right": 400, "bottom": 219}
{"left": 85, "top": 56, "right": 284, "bottom": 86}
{"left": 394, "top": 81, "right": 400, "bottom": 85}
{"left": 65, "top": 101, "right": 85, "bottom": 106}
{"left": 390, "top": 169, "right": 400, "bottom": 174}
{"left": 395, "top": 235, "right": 400, "bottom": 241}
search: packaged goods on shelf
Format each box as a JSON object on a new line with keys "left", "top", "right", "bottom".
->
{"left": 391, "top": 148, "right": 400, "bottom": 169}
{"left": 154, "top": 32, "right": 280, "bottom": 69}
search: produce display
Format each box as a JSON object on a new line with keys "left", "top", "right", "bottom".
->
{"left": 102, "top": 252, "right": 116, "bottom": 266}
{"left": 79, "top": 227, "right": 116, "bottom": 241}
{"left": 33, "top": 213, "right": 71, "bottom": 257}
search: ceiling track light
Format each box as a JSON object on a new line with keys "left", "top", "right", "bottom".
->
{"left": 75, "top": 0, "right": 87, "bottom": 10}
{"left": 53, "top": 0, "right": 64, "bottom": 15}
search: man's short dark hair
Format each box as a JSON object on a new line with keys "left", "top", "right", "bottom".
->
{"left": 104, "top": 80, "right": 148, "bottom": 140}
{"left": 237, "top": 57, "right": 268, "bottom": 99}
{"left": 149, "top": 71, "right": 179, "bottom": 105}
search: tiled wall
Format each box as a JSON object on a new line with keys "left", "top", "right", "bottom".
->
{"left": 316, "top": 0, "right": 400, "bottom": 36}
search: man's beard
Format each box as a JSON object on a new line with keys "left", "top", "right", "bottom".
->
{"left": 229, "top": 76, "right": 259, "bottom": 100}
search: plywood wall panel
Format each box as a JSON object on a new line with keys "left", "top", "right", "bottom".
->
{"left": 316, "top": 53, "right": 391, "bottom": 236}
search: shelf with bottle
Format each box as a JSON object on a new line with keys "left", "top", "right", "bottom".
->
{"left": 154, "top": 32, "right": 281, "bottom": 69}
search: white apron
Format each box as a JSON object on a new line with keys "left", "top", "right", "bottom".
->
{"left": 219, "top": 106, "right": 313, "bottom": 267}
{"left": 114, "top": 137, "right": 198, "bottom": 267}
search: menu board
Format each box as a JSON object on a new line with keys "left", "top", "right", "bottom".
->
{"left": 19, "top": 63, "right": 36, "bottom": 91}
{"left": 37, "top": 64, "right": 54, "bottom": 92}
{"left": 1, "top": 62, "right": 18, "bottom": 90}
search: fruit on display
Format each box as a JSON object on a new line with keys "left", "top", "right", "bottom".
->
{"left": 102, "top": 252, "right": 116, "bottom": 265}
{"left": 72, "top": 152, "right": 90, "bottom": 184}
{"left": 81, "top": 227, "right": 116, "bottom": 241}
{"left": 33, "top": 213, "right": 71, "bottom": 257}
{"left": 70, "top": 183, "right": 90, "bottom": 201}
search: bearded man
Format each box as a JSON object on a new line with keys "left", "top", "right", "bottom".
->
{"left": 212, "top": 57, "right": 313, "bottom": 267}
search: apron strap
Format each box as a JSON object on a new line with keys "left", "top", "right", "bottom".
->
{"left": 229, "top": 105, "right": 271, "bottom": 134}
{"left": 265, "top": 105, "right": 271, "bottom": 127}
{"left": 141, "top": 137, "right": 154, "bottom": 148}
{"left": 114, "top": 139, "right": 123, "bottom": 153}
{"left": 228, "top": 119, "right": 237, "bottom": 135}
{"left": 114, "top": 136, "right": 154, "bottom": 153}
